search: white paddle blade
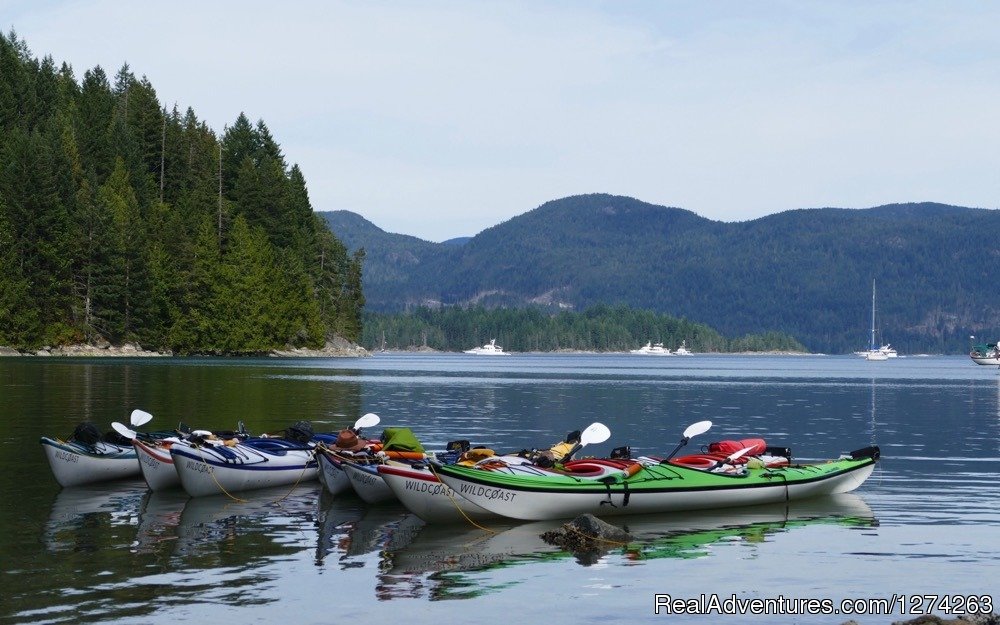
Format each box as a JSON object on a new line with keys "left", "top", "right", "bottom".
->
{"left": 726, "top": 446, "right": 755, "bottom": 462}
{"left": 683, "top": 420, "right": 712, "bottom": 440}
{"left": 580, "top": 422, "right": 611, "bottom": 446}
{"left": 112, "top": 421, "right": 137, "bottom": 440}
{"left": 354, "top": 413, "right": 380, "bottom": 429}
{"left": 130, "top": 409, "right": 154, "bottom": 427}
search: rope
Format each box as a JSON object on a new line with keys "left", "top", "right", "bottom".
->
{"left": 428, "top": 463, "right": 497, "bottom": 534}
{"left": 763, "top": 469, "right": 790, "bottom": 502}
{"left": 196, "top": 443, "right": 248, "bottom": 503}
{"left": 199, "top": 441, "right": 320, "bottom": 505}
{"left": 264, "top": 448, "right": 316, "bottom": 504}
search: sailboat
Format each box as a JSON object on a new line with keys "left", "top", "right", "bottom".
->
{"left": 857, "top": 279, "right": 889, "bottom": 361}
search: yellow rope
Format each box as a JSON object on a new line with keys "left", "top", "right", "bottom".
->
{"left": 264, "top": 447, "right": 316, "bottom": 504}
{"left": 196, "top": 443, "right": 248, "bottom": 503}
{"left": 428, "top": 462, "right": 497, "bottom": 534}
{"left": 195, "top": 439, "right": 319, "bottom": 505}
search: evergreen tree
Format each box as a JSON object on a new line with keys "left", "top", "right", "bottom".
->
{"left": 76, "top": 66, "right": 115, "bottom": 182}
{"left": 0, "top": 35, "right": 365, "bottom": 352}
{"left": 170, "top": 216, "right": 221, "bottom": 352}
{"left": 0, "top": 211, "right": 39, "bottom": 345}
{"left": 342, "top": 249, "right": 366, "bottom": 342}
{"left": 0, "top": 125, "right": 75, "bottom": 343}
{"left": 91, "top": 157, "right": 149, "bottom": 342}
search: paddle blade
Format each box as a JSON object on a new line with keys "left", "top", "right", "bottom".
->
{"left": 726, "top": 446, "right": 755, "bottom": 462}
{"left": 130, "top": 409, "right": 153, "bottom": 427}
{"left": 112, "top": 421, "right": 137, "bottom": 440}
{"left": 354, "top": 413, "right": 380, "bottom": 429}
{"left": 580, "top": 422, "right": 611, "bottom": 446}
{"left": 682, "top": 420, "right": 712, "bottom": 440}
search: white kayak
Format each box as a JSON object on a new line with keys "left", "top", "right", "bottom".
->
{"left": 316, "top": 449, "right": 359, "bottom": 496}
{"left": 40, "top": 437, "right": 141, "bottom": 488}
{"left": 170, "top": 437, "right": 319, "bottom": 498}
{"left": 341, "top": 461, "right": 396, "bottom": 504}
{"left": 378, "top": 462, "right": 495, "bottom": 523}
{"left": 133, "top": 437, "right": 183, "bottom": 491}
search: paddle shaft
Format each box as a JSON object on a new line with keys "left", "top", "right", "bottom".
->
{"left": 664, "top": 436, "right": 691, "bottom": 461}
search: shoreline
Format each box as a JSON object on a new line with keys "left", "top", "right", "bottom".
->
{"left": 0, "top": 340, "right": 369, "bottom": 358}
{"left": 374, "top": 347, "right": 819, "bottom": 356}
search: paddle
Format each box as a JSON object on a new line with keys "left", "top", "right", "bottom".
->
{"left": 708, "top": 444, "right": 755, "bottom": 471}
{"left": 353, "top": 413, "right": 380, "bottom": 432}
{"left": 662, "top": 420, "right": 713, "bottom": 461}
{"left": 562, "top": 422, "right": 611, "bottom": 461}
{"left": 111, "top": 409, "right": 155, "bottom": 440}
{"left": 130, "top": 409, "right": 153, "bottom": 427}
{"left": 111, "top": 421, "right": 137, "bottom": 440}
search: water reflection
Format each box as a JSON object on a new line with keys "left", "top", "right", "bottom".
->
{"left": 370, "top": 494, "right": 877, "bottom": 600}
{"left": 44, "top": 482, "right": 148, "bottom": 552}
{"left": 42, "top": 482, "right": 878, "bottom": 606}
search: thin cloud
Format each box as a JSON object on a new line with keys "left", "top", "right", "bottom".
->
{"left": 8, "top": 0, "right": 1000, "bottom": 241}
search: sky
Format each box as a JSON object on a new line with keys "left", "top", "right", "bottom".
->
{"left": 5, "top": 1, "right": 1000, "bottom": 242}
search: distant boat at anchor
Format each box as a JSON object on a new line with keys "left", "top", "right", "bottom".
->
{"left": 969, "top": 337, "right": 1000, "bottom": 365}
{"left": 464, "top": 339, "right": 509, "bottom": 355}
{"left": 856, "top": 279, "right": 894, "bottom": 361}
{"left": 630, "top": 341, "right": 671, "bottom": 355}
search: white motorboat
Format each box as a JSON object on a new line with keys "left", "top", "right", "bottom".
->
{"left": 630, "top": 341, "right": 671, "bottom": 355}
{"left": 674, "top": 340, "right": 692, "bottom": 355}
{"left": 970, "top": 338, "right": 1000, "bottom": 365}
{"left": 464, "top": 339, "right": 509, "bottom": 355}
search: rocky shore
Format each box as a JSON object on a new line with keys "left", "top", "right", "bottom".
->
{"left": 0, "top": 337, "right": 369, "bottom": 358}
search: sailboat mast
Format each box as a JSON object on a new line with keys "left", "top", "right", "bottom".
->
{"left": 870, "top": 278, "right": 877, "bottom": 351}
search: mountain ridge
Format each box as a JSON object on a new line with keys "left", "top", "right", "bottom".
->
{"left": 320, "top": 194, "right": 1000, "bottom": 353}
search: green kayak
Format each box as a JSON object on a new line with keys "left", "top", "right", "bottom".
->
{"left": 432, "top": 446, "right": 879, "bottom": 521}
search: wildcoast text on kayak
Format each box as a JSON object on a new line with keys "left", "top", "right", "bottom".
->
{"left": 653, "top": 594, "right": 994, "bottom": 616}
{"left": 458, "top": 483, "right": 517, "bottom": 501}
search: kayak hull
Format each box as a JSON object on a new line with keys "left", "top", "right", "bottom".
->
{"left": 170, "top": 440, "right": 318, "bottom": 498}
{"left": 342, "top": 461, "right": 396, "bottom": 504}
{"left": 316, "top": 450, "right": 355, "bottom": 496}
{"left": 433, "top": 451, "right": 878, "bottom": 521}
{"left": 41, "top": 437, "right": 140, "bottom": 488}
{"left": 134, "top": 438, "right": 181, "bottom": 491}
{"left": 378, "top": 463, "right": 495, "bottom": 523}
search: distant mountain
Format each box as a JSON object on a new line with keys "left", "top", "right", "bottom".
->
{"left": 319, "top": 195, "right": 1000, "bottom": 353}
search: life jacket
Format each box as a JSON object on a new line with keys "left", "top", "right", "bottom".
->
{"left": 457, "top": 448, "right": 495, "bottom": 465}
{"left": 548, "top": 441, "right": 575, "bottom": 461}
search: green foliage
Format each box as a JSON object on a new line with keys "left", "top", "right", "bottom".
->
{"left": 0, "top": 211, "right": 39, "bottom": 345}
{"left": 362, "top": 305, "right": 806, "bottom": 353}
{"left": 0, "top": 31, "right": 361, "bottom": 353}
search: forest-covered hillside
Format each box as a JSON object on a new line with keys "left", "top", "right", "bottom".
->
{"left": 0, "top": 32, "right": 364, "bottom": 353}
{"left": 322, "top": 195, "right": 1000, "bottom": 354}
{"left": 362, "top": 305, "right": 806, "bottom": 353}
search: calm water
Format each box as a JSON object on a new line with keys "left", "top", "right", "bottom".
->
{"left": 1, "top": 353, "right": 998, "bottom": 624}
